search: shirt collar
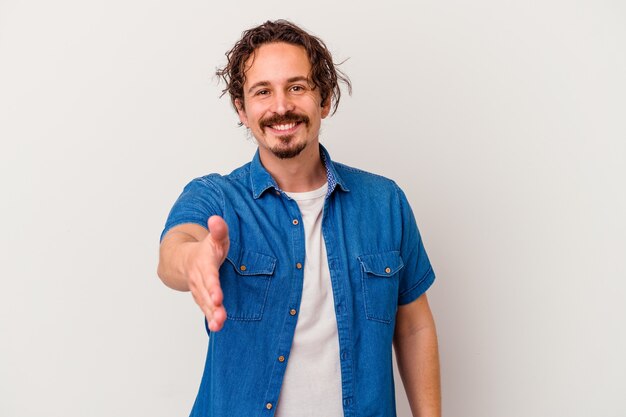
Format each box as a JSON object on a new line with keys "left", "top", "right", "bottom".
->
{"left": 250, "top": 144, "right": 349, "bottom": 199}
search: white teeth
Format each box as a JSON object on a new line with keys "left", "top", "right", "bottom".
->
{"left": 271, "top": 123, "right": 297, "bottom": 131}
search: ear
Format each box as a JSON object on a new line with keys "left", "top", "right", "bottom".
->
{"left": 235, "top": 98, "right": 249, "bottom": 127}
{"left": 321, "top": 97, "right": 331, "bottom": 119}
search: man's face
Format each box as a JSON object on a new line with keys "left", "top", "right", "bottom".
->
{"left": 236, "top": 42, "right": 331, "bottom": 160}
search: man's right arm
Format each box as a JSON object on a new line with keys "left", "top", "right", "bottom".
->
{"left": 157, "top": 216, "right": 230, "bottom": 331}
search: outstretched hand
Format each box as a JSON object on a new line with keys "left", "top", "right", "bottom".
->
{"left": 185, "top": 215, "right": 230, "bottom": 331}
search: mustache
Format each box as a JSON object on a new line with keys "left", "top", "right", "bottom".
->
{"left": 260, "top": 111, "right": 309, "bottom": 128}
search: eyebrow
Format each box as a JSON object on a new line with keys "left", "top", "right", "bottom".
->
{"left": 247, "top": 76, "right": 310, "bottom": 94}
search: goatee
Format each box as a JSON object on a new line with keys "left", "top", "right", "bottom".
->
{"left": 270, "top": 135, "right": 307, "bottom": 159}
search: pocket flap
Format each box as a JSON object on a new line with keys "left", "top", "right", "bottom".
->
{"left": 358, "top": 251, "right": 404, "bottom": 277}
{"left": 226, "top": 244, "right": 277, "bottom": 276}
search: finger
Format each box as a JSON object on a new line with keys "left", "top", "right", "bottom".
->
{"left": 199, "top": 266, "right": 226, "bottom": 331}
{"left": 207, "top": 215, "right": 229, "bottom": 248}
{"left": 193, "top": 289, "right": 214, "bottom": 318}
{"left": 192, "top": 289, "right": 214, "bottom": 322}
{"left": 189, "top": 271, "right": 216, "bottom": 317}
{"left": 208, "top": 306, "right": 227, "bottom": 332}
{"left": 208, "top": 282, "right": 223, "bottom": 306}
{"left": 202, "top": 265, "right": 223, "bottom": 306}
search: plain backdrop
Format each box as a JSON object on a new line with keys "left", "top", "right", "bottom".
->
{"left": 1, "top": 1, "right": 625, "bottom": 416}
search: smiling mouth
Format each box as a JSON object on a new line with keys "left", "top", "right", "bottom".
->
{"left": 264, "top": 121, "right": 305, "bottom": 136}
{"left": 270, "top": 122, "right": 300, "bottom": 131}
{"left": 261, "top": 112, "right": 309, "bottom": 135}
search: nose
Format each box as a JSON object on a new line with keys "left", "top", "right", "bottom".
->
{"left": 270, "top": 90, "right": 295, "bottom": 115}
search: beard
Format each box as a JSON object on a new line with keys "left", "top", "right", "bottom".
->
{"left": 270, "top": 135, "right": 307, "bottom": 159}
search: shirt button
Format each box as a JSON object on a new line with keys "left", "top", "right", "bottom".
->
{"left": 292, "top": 219, "right": 299, "bottom": 225}
{"left": 275, "top": 190, "right": 280, "bottom": 196}
{"left": 385, "top": 267, "right": 391, "bottom": 274}
{"left": 296, "top": 262, "right": 302, "bottom": 269}
{"left": 278, "top": 355, "right": 285, "bottom": 362}
{"left": 240, "top": 265, "right": 247, "bottom": 271}
{"left": 290, "top": 309, "right": 297, "bottom": 316}
{"left": 266, "top": 403, "right": 273, "bottom": 410}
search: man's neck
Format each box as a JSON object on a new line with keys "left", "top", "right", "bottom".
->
{"left": 259, "top": 143, "right": 327, "bottom": 193}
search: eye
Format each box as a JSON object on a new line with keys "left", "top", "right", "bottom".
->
{"left": 290, "top": 85, "right": 305, "bottom": 93}
{"left": 255, "top": 89, "right": 270, "bottom": 96}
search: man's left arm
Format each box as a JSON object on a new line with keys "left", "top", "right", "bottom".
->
{"left": 393, "top": 293, "right": 441, "bottom": 417}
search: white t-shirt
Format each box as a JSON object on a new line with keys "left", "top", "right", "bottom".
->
{"left": 275, "top": 183, "right": 343, "bottom": 417}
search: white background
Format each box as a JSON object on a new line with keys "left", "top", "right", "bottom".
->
{"left": 1, "top": 1, "right": 625, "bottom": 416}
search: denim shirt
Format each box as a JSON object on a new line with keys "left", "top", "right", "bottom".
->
{"left": 161, "top": 145, "right": 435, "bottom": 417}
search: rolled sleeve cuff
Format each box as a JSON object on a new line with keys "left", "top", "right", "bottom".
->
{"left": 398, "top": 266, "right": 435, "bottom": 305}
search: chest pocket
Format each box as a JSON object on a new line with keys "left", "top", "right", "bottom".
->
{"left": 221, "top": 244, "right": 277, "bottom": 321}
{"left": 358, "top": 251, "right": 404, "bottom": 324}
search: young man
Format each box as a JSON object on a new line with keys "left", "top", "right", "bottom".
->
{"left": 158, "top": 20, "right": 440, "bottom": 417}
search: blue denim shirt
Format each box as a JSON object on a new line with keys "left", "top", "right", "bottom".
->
{"left": 161, "top": 145, "right": 435, "bottom": 417}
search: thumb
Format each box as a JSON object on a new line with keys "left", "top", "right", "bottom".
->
{"left": 207, "top": 215, "right": 229, "bottom": 248}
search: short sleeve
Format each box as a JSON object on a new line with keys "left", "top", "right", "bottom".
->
{"left": 159, "top": 177, "right": 224, "bottom": 242}
{"left": 395, "top": 185, "right": 436, "bottom": 305}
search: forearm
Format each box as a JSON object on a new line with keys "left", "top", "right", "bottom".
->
{"left": 394, "top": 319, "right": 441, "bottom": 417}
{"left": 157, "top": 232, "right": 199, "bottom": 291}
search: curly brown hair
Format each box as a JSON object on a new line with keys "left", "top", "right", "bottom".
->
{"left": 216, "top": 20, "right": 351, "bottom": 117}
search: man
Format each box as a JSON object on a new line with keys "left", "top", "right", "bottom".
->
{"left": 158, "top": 20, "right": 440, "bottom": 417}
